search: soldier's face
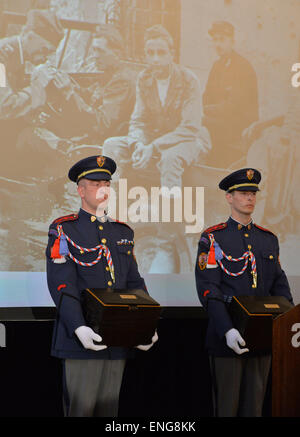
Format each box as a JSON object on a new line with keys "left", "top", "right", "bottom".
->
{"left": 144, "top": 37, "right": 173, "bottom": 78}
{"left": 212, "top": 34, "right": 234, "bottom": 57}
{"left": 78, "top": 179, "right": 110, "bottom": 214}
{"left": 226, "top": 190, "right": 257, "bottom": 216}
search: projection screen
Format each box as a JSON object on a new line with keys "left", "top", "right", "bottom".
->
{"left": 0, "top": 0, "right": 299, "bottom": 307}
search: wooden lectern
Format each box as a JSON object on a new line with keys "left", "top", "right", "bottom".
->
{"left": 272, "top": 304, "right": 300, "bottom": 417}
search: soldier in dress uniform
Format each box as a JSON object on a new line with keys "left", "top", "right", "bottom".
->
{"left": 195, "top": 168, "right": 294, "bottom": 417}
{"left": 46, "top": 155, "right": 158, "bottom": 417}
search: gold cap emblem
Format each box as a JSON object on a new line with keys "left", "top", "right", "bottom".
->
{"left": 246, "top": 169, "right": 254, "bottom": 180}
{"left": 97, "top": 156, "right": 106, "bottom": 168}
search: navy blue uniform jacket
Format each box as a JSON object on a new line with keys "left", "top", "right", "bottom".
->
{"left": 195, "top": 217, "right": 294, "bottom": 356}
{"left": 46, "top": 208, "right": 147, "bottom": 359}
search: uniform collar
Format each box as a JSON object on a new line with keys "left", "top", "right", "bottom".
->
{"left": 79, "top": 208, "right": 114, "bottom": 223}
{"left": 228, "top": 216, "right": 253, "bottom": 230}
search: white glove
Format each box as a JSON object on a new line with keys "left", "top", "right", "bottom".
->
{"left": 75, "top": 326, "right": 107, "bottom": 351}
{"left": 136, "top": 330, "right": 158, "bottom": 351}
{"left": 225, "top": 328, "right": 249, "bottom": 355}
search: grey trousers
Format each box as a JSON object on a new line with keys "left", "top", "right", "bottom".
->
{"left": 63, "top": 359, "right": 126, "bottom": 417}
{"left": 209, "top": 355, "right": 271, "bottom": 417}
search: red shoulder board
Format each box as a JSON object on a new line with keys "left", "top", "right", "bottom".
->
{"left": 254, "top": 224, "right": 275, "bottom": 235}
{"left": 52, "top": 213, "right": 78, "bottom": 225}
{"left": 204, "top": 222, "right": 227, "bottom": 233}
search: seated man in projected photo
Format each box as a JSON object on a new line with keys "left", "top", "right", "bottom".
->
{"left": 102, "top": 23, "right": 210, "bottom": 192}
{"left": 102, "top": 24, "right": 210, "bottom": 274}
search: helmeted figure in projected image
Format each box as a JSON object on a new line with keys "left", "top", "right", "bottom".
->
{"left": 102, "top": 24, "right": 210, "bottom": 273}
{"left": 0, "top": 8, "right": 65, "bottom": 271}
{"left": 24, "top": 23, "right": 137, "bottom": 159}
{"left": 195, "top": 168, "right": 294, "bottom": 417}
{"left": 202, "top": 21, "right": 259, "bottom": 168}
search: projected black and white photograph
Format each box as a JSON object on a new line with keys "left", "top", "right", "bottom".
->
{"left": 0, "top": 0, "right": 299, "bottom": 305}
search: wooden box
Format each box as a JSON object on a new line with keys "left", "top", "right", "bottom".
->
{"left": 228, "top": 295, "right": 293, "bottom": 353}
{"left": 82, "top": 288, "right": 161, "bottom": 347}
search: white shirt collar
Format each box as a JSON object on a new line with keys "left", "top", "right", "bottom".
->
{"left": 230, "top": 216, "right": 253, "bottom": 227}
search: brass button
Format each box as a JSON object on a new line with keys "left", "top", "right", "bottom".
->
{"left": 127, "top": 250, "right": 131, "bottom": 255}
{"left": 248, "top": 245, "right": 252, "bottom": 250}
{"left": 107, "top": 281, "right": 112, "bottom": 286}
{"left": 101, "top": 238, "right": 107, "bottom": 244}
{"left": 269, "top": 255, "right": 274, "bottom": 259}
{"left": 106, "top": 266, "right": 110, "bottom": 271}
{"left": 91, "top": 216, "right": 96, "bottom": 222}
{"left": 80, "top": 249, "right": 84, "bottom": 254}
{"left": 238, "top": 224, "right": 242, "bottom": 230}
{"left": 99, "top": 225, "right": 103, "bottom": 230}
{"left": 244, "top": 233, "right": 249, "bottom": 237}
